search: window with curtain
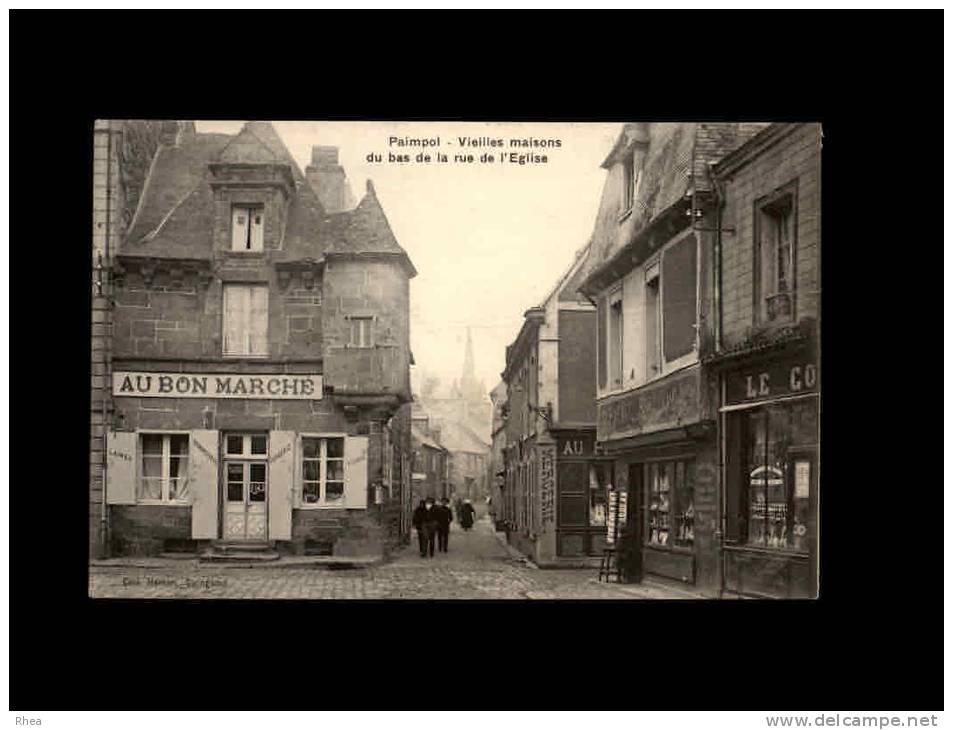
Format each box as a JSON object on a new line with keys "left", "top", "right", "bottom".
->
{"left": 301, "top": 436, "right": 345, "bottom": 505}
{"left": 138, "top": 433, "right": 190, "bottom": 503}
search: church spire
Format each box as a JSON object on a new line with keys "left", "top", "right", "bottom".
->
{"left": 462, "top": 326, "right": 476, "bottom": 384}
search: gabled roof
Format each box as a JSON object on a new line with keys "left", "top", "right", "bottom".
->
{"left": 123, "top": 132, "right": 232, "bottom": 257}
{"left": 117, "top": 122, "right": 417, "bottom": 275}
{"left": 217, "top": 122, "right": 287, "bottom": 165}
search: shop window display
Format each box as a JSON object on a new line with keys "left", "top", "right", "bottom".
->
{"left": 743, "top": 405, "right": 812, "bottom": 552}
{"left": 588, "top": 464, "right": 609, "bottom": 527}
{"left": 646, "top": 459, "right": 694, "bottom": 548}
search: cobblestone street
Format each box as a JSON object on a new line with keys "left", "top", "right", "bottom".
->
{"left": 89, "top": 518, "right": 702, "bottom": 600}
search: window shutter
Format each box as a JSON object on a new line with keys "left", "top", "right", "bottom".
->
{"left": 222, "top": 286, "right": 244, "bottom": 355}
{"left": 268, "top": 431, "right": 295, "bottom": 540}
{"left": 250, "top": 286, "right": 268, "bottom": 355}
{"left": 106, "top": 431, "right": 137, "bottom": 505}
{"left": 344, "top": 435, "right": 369, "bottom": 509}
{"left": 232, "top": 207, "right": 248, "bottom": 251}
{"left": 189, "top": 430, "right": 219, "bottom": 539}
{"left": 597, "top": 295, "right": 608, "bottom": 389}
{"left": 662, "top": 235, "right": 698, "bottom": 362}
{"left": 292, "top": 435, "right": 302, "bottom": 509}
{"left": 250, "top": 209, "right": 264, "bottom": 250}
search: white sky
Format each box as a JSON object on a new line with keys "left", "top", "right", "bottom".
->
{"left": 195, "top": 121, "right": 620, "bottom": 394}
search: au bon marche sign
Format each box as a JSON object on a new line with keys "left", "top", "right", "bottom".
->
{"left": 113, "top": 371, "right": 323, "bottom": 400}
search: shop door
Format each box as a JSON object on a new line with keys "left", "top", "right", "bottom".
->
{"left": 624, "top": 463, "right": 644, "bottom": 582}
{"left": 223, "top": 461, "right": 268, "bottom": 540}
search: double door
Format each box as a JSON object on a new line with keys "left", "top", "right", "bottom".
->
{"left": 224, "top": 461, "right": 267, "bottom": 540}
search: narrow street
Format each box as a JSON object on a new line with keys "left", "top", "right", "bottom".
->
{"left": 88, "top": 518, "right": 701, "bottom": 600}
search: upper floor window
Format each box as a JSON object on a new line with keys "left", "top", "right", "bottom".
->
{"left": 232, "top": 205, "right": 264, "bottom": 251}
{"left": 139, "top": 433, "right": 190, "bottom": 503}
{"left": 755, "top": 183, "right": 797, "bottom": 324}
{"left": 620, "top": 145, "right": 646, "bottom": 216}
{"left": 349, "top": 316, "right": 374, "bottom": 348}
{"left": 644, "top": 264, "right": 661, "bottom": 378}
{"left": 608, "top": 289, "right": 624, "bottom": 389}
{"left": 223, "top": 284, "right": 268, "bottom": 357}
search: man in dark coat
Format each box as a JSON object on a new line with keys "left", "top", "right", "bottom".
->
{"left": 434, "top": 497, "right": 453, "bottom": 553}
{"left": 412, "top": 498, "right": 438, "bottom": 558}
{"left": 459, "top": 499, "right": 476, "bottom": 531}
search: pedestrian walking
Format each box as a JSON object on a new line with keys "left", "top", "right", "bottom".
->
{"left": 459, "top": 498, "right": 476, "bottom": 531}
{"left": 435, "top": 497, "right": 453, "bottom": 553}
{"left": 412, "top": 499, "right": 438, "bottom": 558}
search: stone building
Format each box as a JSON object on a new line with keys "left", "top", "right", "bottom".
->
{"left": 704, "top": 123, "right": 821, "bottom": 598}
{"left": 500, "top": 243, "right": 600, "bottom": 567}
{"left": 577, "top": 122, "right": 771, "bottom": 592}
{"left": 487, "top": 380, "right": 507, "bottom": 527}
{"left": 94, "top": 120, "right": 415, "bottom": 560}
{"left": 410, "top": 407, "right": 450, "bottom": 502}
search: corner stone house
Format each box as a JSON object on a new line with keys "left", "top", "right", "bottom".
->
{"left": 91, "top": 120, "right": 416, "bottom": 559}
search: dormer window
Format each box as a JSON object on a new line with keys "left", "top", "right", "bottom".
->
{"left": 620, "top": 145, "right": 647, "bottom": 217}
{"left": 231, "top": 205, "right": 264, "bottom": 251}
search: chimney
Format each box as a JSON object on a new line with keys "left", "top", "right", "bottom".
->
{"left": 306, "top": 145, "right": 351, "bottom": 213}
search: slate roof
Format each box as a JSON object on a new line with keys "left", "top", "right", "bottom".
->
{"left": 411, "top": 425, "right": 446, "bottom": 452}
{"left": 577, "top": 122, "right": 771, "bottom": 293}
{"left": 119, "top": 121, "right": 416, "bottom": 275}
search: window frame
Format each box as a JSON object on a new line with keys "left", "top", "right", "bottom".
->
{"left": 137, "top": 430, "right": 191, "bottom": 505}
{"left": 642, "top": 454, "right": 695, "bottom": 553}
{"left": 347, "top": 316, "right": 375, "bottom": 349}
{"left": 231, "top": 204, "right": 265, "bottom": 252}
{"left": 754, "top": 180, "right": 799, "bottom": 326}
{"left": 642, "top": 233, "right": 700, "bottom": 385}
{"left": 299, "top": 433, "right": 348, "bottom": 509}
{"left": 606, "top": 285, "right": 624, "bottom": 391}
{"left": 222, "top": 283, "right": 269, "bottom": 358}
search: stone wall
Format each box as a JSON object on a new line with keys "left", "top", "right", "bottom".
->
{"left": 719, "top": 124, "right": 821, "bottom": 347}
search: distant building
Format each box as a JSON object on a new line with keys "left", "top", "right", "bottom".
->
{"left": 500, "top": 242, "right": 600, "bottom": 567}
{"left": 487, "top": 380, "right": 507, "bottom": 527}
{"left": 410, "top": 408, "right": 450, "bottom": 502}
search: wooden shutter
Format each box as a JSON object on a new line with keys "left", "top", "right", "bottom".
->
{"left": 249, "top": 286, "right": 268, "bottom": 355}
{"left": 222, "top": 285, "right": 245, "bottom": 355}
{"left": 250, "top": 208, "right": 264, "bottom": 250}
{"left": 106, "top": 431, "right": 137, "bottom": 505}
{"left": 268, "top": 431, "right": 295, "bottom": 540}
{"left": 662, "top": 235, "right": 698, "bottom": 362}
{"left": 597, "top": 295, "right": 607, "bottom": 390}
{"left": 344, "top": 435, "right": 369, "bottom": 509}
{"left": 189, "top": 430, "right": 219, "bottom": 539}
{"left": 231, "top": 207, "right": 248, "bottom": 250}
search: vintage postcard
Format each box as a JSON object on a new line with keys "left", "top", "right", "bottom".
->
{"left": 89, "top": 120, "right": 820, "bottom": 600}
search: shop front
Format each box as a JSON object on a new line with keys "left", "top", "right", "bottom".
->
{"left": 553, "top": 430, "right": 612, "bottom": 559}
{"left": 720, "top": 343, "right": 819, "bottom": 599}
{"left": 596, "top": 364, "right": 719, "bottom": 590}
{"left": 104, "top": 370, "right": 375, "bottom": 557}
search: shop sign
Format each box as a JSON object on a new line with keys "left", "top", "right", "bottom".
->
{"left": 113, "top": 371, "right": 323, "bottom": 400}
{"left": 725, "top": 359, "right": 818, "bottom": 405}
{"left": 597, "top": 367, "right": 700, "bottom": 442}
{"left": 556, "top": 433, "right": 595, "bottom": 458}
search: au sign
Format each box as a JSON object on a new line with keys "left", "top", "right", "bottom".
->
{"left": 113, "top": 371, "right": 323, "bottom": 400}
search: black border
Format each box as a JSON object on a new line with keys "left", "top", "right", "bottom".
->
{"left": 9, "top": 9, "right": 943, "bottom": 712}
